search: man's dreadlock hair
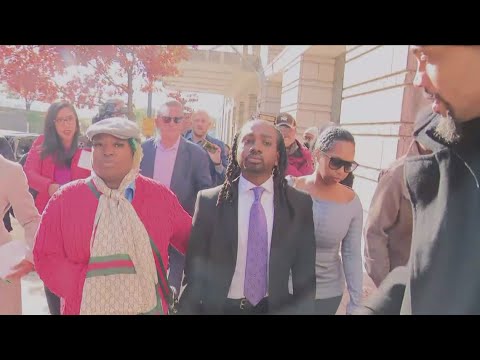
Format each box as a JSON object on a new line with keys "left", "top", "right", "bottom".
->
{"left": 217, "top": 122, "right": 294, "bottom": 218}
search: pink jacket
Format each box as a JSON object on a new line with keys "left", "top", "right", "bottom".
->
{"left": 285, "top": 140, "right": 314, "bottom": 177}
{"left": 23, "top": 135, "right": 91, "bottom": 214}
{"left": 33, "top": 175, "right": 192, "bottom": 315}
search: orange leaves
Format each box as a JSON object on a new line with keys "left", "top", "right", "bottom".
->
{"left": 0, "top": 45, "right": 63, "bottom": 108}
{"left": 0, "top": 45, "right": 193, "bottom": 112}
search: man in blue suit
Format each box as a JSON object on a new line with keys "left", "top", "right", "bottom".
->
{"left": 184, "top": 110, "right": 229, "bottom": 186}
{"left": 140, "top": 100, "right": 212, "bottom": 294}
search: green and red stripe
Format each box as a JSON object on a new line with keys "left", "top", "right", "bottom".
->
{"left": 86, "top": 254, "right": 136, "bottom": 278}
{"left": 149, "top": 239, "right": 170, "bottom": 293}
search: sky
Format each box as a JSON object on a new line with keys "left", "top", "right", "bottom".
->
{"left": 136, "top": 90, "right": 225, "bottom": 121}
{"left": 0, "top": 86, "right": 225, "bottom": 123}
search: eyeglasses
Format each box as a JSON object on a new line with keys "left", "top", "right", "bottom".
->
{"left": 55, "top": 115, "right": 76, "bottom": 124}
{"left": 321, "top": 151, "right": 358, "bottom": 173}
{"left": 159, "top": 116, "right": 183, "bottom": 124}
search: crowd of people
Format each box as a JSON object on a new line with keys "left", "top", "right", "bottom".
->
{"left": 1, "top": 45, "right": 479, "bottom": 315}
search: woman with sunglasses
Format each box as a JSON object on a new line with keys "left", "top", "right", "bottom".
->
{"left": 287, "top": 126, "right": 363, "bottom": 315}
{"left": 23, "top": 101, "right": 91, "bottom": 315}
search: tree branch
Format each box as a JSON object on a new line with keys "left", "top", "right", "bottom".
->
{"left": 86, "top": 59, "right": 129, "bottom": 93}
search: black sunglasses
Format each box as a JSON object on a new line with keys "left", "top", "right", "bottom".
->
{"left": 321, "top": 151, "right": 358, "bottom": 173}
{"left": 160, "top": 116, "right": 183, "bottom": 124}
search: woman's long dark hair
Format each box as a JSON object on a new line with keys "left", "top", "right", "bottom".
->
{"left": 41, "top": 101, "right": 80, "bottom": 166}
{"left": 217, "top": 123, "right": 294, "bottom": 218}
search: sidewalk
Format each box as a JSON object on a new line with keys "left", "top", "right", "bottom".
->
{"left": 12, "top": 217, "right": 377, "bottom": 315}
{"left": 10, "top": 217, "right": 49, "bottom": 315}
{"left": 22, "top": 271, "right": 49, "bottom": 315}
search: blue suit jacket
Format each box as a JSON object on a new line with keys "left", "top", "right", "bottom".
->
{"left": 140, "top": 136, "right": 212, "bottom": 216}
{"left": 140, "top": 136, "right": 213, "bottom": 293}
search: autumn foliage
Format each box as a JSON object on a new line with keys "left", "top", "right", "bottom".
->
{"left": 0, "top": 46, "right": 64, "bottom": 110}
{"left": 0, "top": 45, "right": 192, "bottom": 115}
{"left": 168, "top": 90, "right": 199, "bottom": 117}
{"left": 57, "top": 46, "right": 191, "bottom": 118}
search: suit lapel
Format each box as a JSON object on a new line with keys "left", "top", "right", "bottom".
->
{"left": 271, "top": 190, "right": 289, "bottom": 248}
{"left": 170, "top": 137, "right": 187, "bottom": 194}
{"left": 207, "top": 181, "right": 238, "bottom": 307}
{"left": 269, "top": 190, "right": 289, "bottom": 283}
{"left": 218, "top": 180, "right": 239, "bottom": 262}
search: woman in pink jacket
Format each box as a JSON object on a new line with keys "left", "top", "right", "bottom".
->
{"left": 0, "top": 155, "right": 40, "bottom": 314}
{"left": 24, "top": 101, "right": 91, "bottom": 214}
{"left": 24, "top": 101, "right": 91, "bottom": 314}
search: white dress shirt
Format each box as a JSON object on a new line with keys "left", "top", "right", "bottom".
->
{"left": 227, "top": 175, "right": 274, "bottom": 299}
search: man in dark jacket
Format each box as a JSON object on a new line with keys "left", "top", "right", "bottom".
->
{"left": 359, "top": 45, "right": 480, "bottom": 315}
{"left": 184, "top": 110, "right": 228, "bottom": 186}
{"left": 179, "top": 120, "right": 316, "bottom": 315}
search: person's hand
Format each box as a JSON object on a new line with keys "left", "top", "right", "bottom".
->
{"left": 48, "top": 183, "right": 60, "bottom": 197}
{"left": 207, "top": 144, "right": 222, "bottom": 165}
{"left": 4, "top": 259, "right": 34, "bottom": 281}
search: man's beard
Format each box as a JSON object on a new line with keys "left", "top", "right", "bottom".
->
{"left": 428, "top": 91, "right": 463, "bottom": 145}
{"left": 434, "top": 111, "right": 463, "bottom": 145}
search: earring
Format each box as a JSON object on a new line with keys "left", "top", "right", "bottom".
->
{"left": 272, "top": 165, "right": 279, "bottom": 176}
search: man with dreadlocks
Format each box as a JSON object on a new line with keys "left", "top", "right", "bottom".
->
{"left": 179, "top": 119, "right": 316, "bottom": 315}
{"left": 33, "top": 118, "right": 192, "bottom": 315}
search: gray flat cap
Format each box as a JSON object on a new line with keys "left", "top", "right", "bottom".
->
{"left": 86, "top": 117, "right": 141, "bottom": 141}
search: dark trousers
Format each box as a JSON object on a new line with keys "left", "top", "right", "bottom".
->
{"left": 314, "top": 296, "right": 342, "bottom": 315}
{"left": 44, "top": 286, "right": 61, "bottom": 315}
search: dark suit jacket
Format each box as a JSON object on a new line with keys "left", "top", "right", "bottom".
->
{"left": 140, "top": 137, "right": 212, "bottom": 216}
{"left": 179, "top": 179, "right": 316, "bottom": 315}
{"left": 140, "top": 136, "right": 212, "bottom": 293}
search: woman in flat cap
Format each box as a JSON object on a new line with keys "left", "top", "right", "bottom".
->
{"left": 33, "top": 118, "right": 192, "bottom": 315}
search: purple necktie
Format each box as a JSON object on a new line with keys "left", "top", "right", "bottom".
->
{"left": 244, "top": 186, "right": 268, "bottom": 306}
